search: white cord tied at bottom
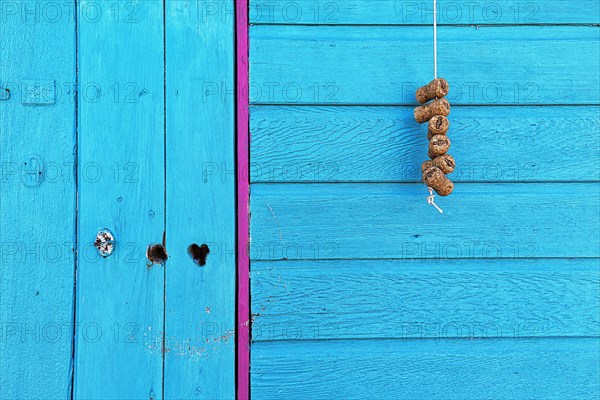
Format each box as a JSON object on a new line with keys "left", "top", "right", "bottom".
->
{"left": 427, "top": 187, "right": 444, "bottom": 214}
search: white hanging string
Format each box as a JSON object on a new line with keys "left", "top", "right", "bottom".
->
{"left": 433, "top": 0, "right": 437, "bottom": 79}
{"left": 427, "top": 0, "right": 443, "bottom": 214}
{"left": 428, "top": 187, "right": 443, "bottom": 213}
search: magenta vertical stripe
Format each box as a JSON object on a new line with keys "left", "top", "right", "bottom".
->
{"left": 236, "top": 0, "right": 250, "bottom": 399}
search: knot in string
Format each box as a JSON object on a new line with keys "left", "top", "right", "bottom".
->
{"left": 427, "top": 187, "right": 444, "bottom": 214}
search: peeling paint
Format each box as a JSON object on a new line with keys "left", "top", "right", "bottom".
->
{"left": 94, "top": 229, "right": 115, "bottom": 257}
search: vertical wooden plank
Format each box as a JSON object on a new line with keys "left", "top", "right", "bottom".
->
{"left": 164, "top": 0, "right": 236, "bottom": 398}
{"left": 236, "top": 0, "right": 251, "bottom": 399}
{"left": 75, "top": 1, "right": 165, "bottom": 398}
{"left": 0, "top": 1, "right": 76, "bottom": 398}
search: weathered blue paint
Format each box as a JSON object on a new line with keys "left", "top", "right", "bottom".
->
{"left": 251, "top": 106, "right": 600, "bottom": 182}
{"left": 252, "top": 338, "right": 600, "bottom": 399}
{"left": 249, "top": 3, "right": 600, "bottom": 398}
{"left": 1, "top": 0, "right": 237, "bottom": 398}
{"left": 75, "top": 1, "right": 165, "bottom": 398}
{"left": 251, "top": 183, "right": 600, "bottom": 259}
{"left": 250, "top": 26, "right": 600, "bottom": 105}
{"left": 0, "top": 1, "right": 76, "bottom": 398}
{"left": 251, "top": 0, "right": 600, "bottom": 25}
{"left": 252, "top": 259, "right": 600, "bottom": 341}
{"left": 2, "top": 0, "right": 599, "bottom": 397}
{"left": 164, "top": 0, "right": 236, "bottom": 398}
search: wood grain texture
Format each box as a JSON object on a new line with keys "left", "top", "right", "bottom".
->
{"left": 251, "top": 258, "right": 600, "bottom": 341}
{"left": 164, "top": 1, "right": 236, "bottom": 398}
{"left": 250, "top": 0, "right": 600, "bottom": 25}
{"left": 250, "top": 183, "right": 600, "bottom": 260}
{"left": 75, "top": 1, "right": 165, "bottom": 398}
{"left": 250, "top": 25, "right": 600, "bottom": 105}
{"left": 252, "top": 338, "right": 600, "bottom": 399}
{"left": 0, "top": 2, "right": 76, "bottom": 397}
{"left": 248, "top": 3, "right": 600, "bottom": 397}
{"left": 236, "top": 0, "right": 251, "bottom": 397}
{"left": 250, "top": 105, "right": 600, "bottom": 182}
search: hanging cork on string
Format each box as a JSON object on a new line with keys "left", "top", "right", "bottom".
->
{"left": 422, "top": 154, "right": 455, "bottom": 174}
{"left": 414, "top": 98, "right": 450, "bottom": 124}
{"left": 422, "top": 166, "right": 454, "bottom": 197}
{"left": 414, "top": 78, "right": 455, "bottom": 197}
{"left": 415, "top": 0, "right": 457, "bottom": 207}
{"left": 427, "top": 115, "right": 449, "bottom": 139}
{"left": 433, "top": 154, "right": 455, "bottom": 174}
{"left": 429, "top": 134, "right": 451, "bottom": 157}
{"left": 421, "top": 160, "right": 434, "bottom": 172}
{"left": 416, "top": 78, "right": 449, "bottom": 104}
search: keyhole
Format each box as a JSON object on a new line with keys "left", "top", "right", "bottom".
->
{"left": 188, "top": 244, "right": 210, "bottom": 266}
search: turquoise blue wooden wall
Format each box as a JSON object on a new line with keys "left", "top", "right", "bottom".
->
{"left": 2, "top": 0, "right": 600, "bottom": 398}
{"left": 1, "top": 1, "right": 235, "bottom": 398}
{"left": 248, "top": 0, "right": 600, "bottom": 398}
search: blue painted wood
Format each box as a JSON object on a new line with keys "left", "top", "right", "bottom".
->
{"left": 249, "top": 2, "right": 600, "bottom": 397}
{"left": 252, "top": 258, "right": 600, "bottom": 341}
{"left": 250, "top": 105, "right": 600, "bottom": 182}
{"left": 0, "top": 2, "right": 76, "bottom": 397}
{"left": 252, "top": 338, "right": 600, "bottom": 399}
{"left": 250, "top": 183, "right": 600, "bottom": 260}
{"left": 75, "top": 1, "right": 165, "bottom": 398}
{"left": 250, "top": 0, "right": 600, "bottom": 24}
{"left": 250, "top": 25, "right": 600, "bottom": 105}
{"left": 164, "top": 1, "right": 236, "bottom": 398}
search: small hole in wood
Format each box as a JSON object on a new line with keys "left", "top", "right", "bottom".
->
{"left": 147, "top": 244, "right": 168, "bottom": 267}
{"left": 188, "top": 243, "right": 210, "bottom": 266}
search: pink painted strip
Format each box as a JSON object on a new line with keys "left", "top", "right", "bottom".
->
{"left": 236, "top": 0, "right": 250, "bottom": 399}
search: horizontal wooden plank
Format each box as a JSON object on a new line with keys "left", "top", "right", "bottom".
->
{"left": 250, "top": 25, "right": 600, "bottom": 105}
{"left": 250, "top": 0, "right": 600, "bottom": 25}
{"left": 252, "top": 338, "right": 600, "bottom": 399}
{"left": 251, "top": 259, "right": 600, "bottom": 341}
{"left": 250, "top": 105, "right": 600, "bottom": 182}
{"left": 250, "top": 183, "right": 600, "bottom": 260}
